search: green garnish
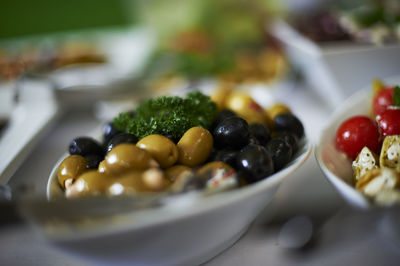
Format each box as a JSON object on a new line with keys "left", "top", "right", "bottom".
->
{"left": 114, "top": 91, "right": 217, "bottom": 140}
{"left": 139, "top": 0, "right": 267, "bottom": 79}
{"left": 394, "top": 86, "right": 400, "bottom": 107}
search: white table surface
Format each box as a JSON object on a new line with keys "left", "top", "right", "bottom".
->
{"left": 1, "top": 82, "right": 400, "bottom": 266}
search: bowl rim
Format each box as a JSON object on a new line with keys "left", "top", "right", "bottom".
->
{"left": 46, "top": 135, "right": 312, "bottom": 240}
{"left": 315, "top": 88, "right": 371, "bottom": 209}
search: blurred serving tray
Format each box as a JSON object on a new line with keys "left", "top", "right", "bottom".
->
{"left": 0, "top": 80, "right": 59, "bottom": 185}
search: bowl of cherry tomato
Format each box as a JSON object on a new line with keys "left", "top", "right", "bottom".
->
{"left": 316, "top": 77, "right": 400, "bottom": 209}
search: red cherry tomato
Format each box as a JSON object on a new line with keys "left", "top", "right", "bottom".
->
{"left": 377, "top": 109, "right": 400, "bottom": 137}
{"left": 335, "top": 115, "right": 381, "bottom": 159}
{"left": 372, "top": 86, "right": 394, "bottom": 117}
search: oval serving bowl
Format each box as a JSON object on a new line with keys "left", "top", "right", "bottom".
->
{"left": 45, "top": 133, "right": 311, "bottom": 266}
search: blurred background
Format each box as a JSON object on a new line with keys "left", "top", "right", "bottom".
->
{"left": 1, "top": 0, "right": 399, "bottom": 84}
{"left": 0, "top": 0, "right": 134, "bottom": 38}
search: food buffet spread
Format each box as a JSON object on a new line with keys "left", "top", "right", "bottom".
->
{"left": 1, "top": 1, "right": 400, "bottom": 266}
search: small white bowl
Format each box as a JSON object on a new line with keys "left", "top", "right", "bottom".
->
{"left": 315, "top": 75, "right": 400, "bottom": 209}
{"left": 45, "top": 137, "right": 311, "bottom": 265}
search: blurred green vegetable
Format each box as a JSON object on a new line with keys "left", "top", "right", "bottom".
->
{"left": 139, "top": 0, "right": 274, "bottom": 79}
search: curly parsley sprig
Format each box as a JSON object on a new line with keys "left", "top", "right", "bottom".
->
{"left": 114, "top": 91, "right": 217, "bottom": 140}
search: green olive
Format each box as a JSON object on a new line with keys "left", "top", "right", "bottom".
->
{"left": 196, "top": 161, "right": 233, "bottom": 178}
{"left": 57, "top": 155, "right": 88, "bottom": 190}
{"left": 266, "top": 103, "right": 291, "bottom": 119}
{"left": 165, "top": 165, "right": 192, "bottom": 182}
{"left": 105, "top": 143, "right": 159, "bottom": 175}
{"left": 98, "top": 160, "right": 108, "bottom": 173}
{"left": 107, "top": 170, "right": 148, "bottom": 196}
{"left": 142, "top": 168, "right": 169, "bottom": 191}
{"left": 196, "top": 161, "right": 238, "bottom": 191}
{"left": 107, "top": 169, "right": 167, "bottom": 196}
{"left": 136, "top": 134, "right": 178, "bottom": 168}
{"left": 177, "top": 127, "right": 213, "bottom": 167}
{"left": 65, "top": 170, "right": 111, "bottom": 198}
{"left": 225, "top": 92, "right": 265, "bottom": 124}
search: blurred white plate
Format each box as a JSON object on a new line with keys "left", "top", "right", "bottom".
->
{"left": 315, "top": 76, "right": 400, "bottom": 209}
{"left": 272, "top": 20, "right": 400, "bottom": 109}
{"left": 49, "top": 27, "right": 155, "bottom": 90}
{"left": 46, "top": 28, "right": 155, "bottom": 110}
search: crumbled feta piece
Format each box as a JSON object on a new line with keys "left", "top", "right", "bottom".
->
{"left": 356, "top": 168, "right": 400, "bottom": 197}
{"left": 375, "top": 189, "right": 400, "bottom": 206}
{"left": 352, "top": 147, "right": 378, "bottom": 182}
{"left": 380, "top": 135, "right": 400, "bottom": 171}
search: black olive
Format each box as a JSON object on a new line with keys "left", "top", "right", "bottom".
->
{"left": 213, "top": 116, "right": 249, "bottom": 149}
{"left": 266, "top": 138, "right": 292, "bottom": 171}
{"left": 103, "top": 122, "right": 122, "bottom": 144}
{"left": 214, "top": 149, "right": 238, "bottom": 168}
{"left": 235, "top": 170, "right": 249, "bottom": 187}
{"left": 236, "top": 145, "right": 274, "bottom": 183}
{"left": 249, "top": 123, "right": 271, "bottom": 146}
{"left": 211, "top": 109, "right": 237, "bottom": 131}
{"left": 274, "top": 131, "right": 298, "bottom": 153}
{"left": 69, "top": 137, "right": 104, "bottom": 157}
{"left": 106, "top": 133, "right": 138, "bottom": 153}
{"left": 248, "top": 135, "right": 260, "bottom": 146}
{"left": 161, "top": 132, "right": 179, "bottom": 144}
{"left": 274, "top": 113, "right": 304, "bottom": 139}
{"left": 85, "top": 154, "right": 103, "bottom": 169}
{"left": 206, "top": 147, "right": 218, "bottom": 163}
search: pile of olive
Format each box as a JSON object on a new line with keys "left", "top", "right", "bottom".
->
{"left": 57, "top": 122, "right": 236, "bottom": 198}
{"left": 57, "top": 94, "right": 304, "bottom": 198}
{"left": 208, "top": 108, "right": 303, "bottom": 183}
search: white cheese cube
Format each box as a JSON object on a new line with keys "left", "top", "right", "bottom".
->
{"left": 352, "top": 147, "right": 378, "bottom": 182}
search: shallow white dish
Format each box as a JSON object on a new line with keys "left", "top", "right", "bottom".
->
{"left": 45, "top": 135, "right": 311, "bottom": 266}
{"left": 272, "top": 20, "right": 400, "bottom": 110}
{"left": 315, "top": 76, "right": 400, "bottom": 209}
{"left": 50, "top": 27, "right": 154, "bottom": 88}
{"left": 48, "top": 28, "right": 155, "bottom": 108}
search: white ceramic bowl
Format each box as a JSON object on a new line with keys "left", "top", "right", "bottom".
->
{"left": 315, "top": 76, "right": 400, "bottom": 209}
{"left": 45, "top": 137, "right": 311, "bottom": 266}
{"left": 272, "top": 20, "right": 400, "bottom": 110}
